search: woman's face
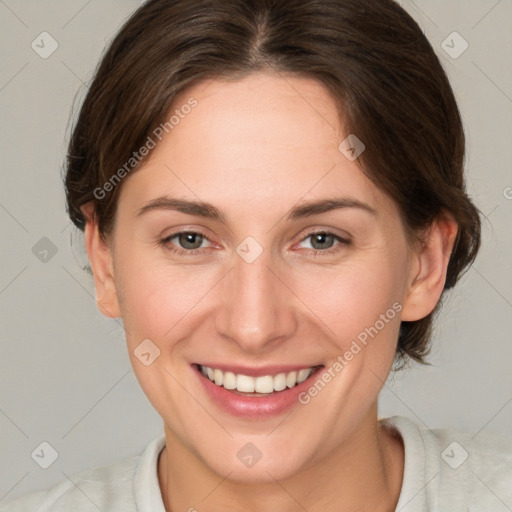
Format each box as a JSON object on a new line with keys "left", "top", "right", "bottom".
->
{"left": 104, "top": 72, "right": 419, "bottom": 481}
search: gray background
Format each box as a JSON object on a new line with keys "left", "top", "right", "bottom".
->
{"left": 1, "top": 0, "right": 511, "bottom": 504}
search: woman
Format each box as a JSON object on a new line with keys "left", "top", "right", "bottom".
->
{"left": 4, "top": 0, "right": 511, "bottom": 510}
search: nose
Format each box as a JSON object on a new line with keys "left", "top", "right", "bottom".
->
{"left": 214, "top": 248, "right": 297, "bottom": 354}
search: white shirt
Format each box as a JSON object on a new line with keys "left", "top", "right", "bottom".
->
{"left": 2, "top": 415, "right": 511, "bottom": 511}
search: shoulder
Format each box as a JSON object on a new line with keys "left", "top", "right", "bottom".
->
{"left": 381, "top": 415, "right": 512, "bottom": 511}
{"left": 1, "top": 435, "right": 166, "bottom": 512}
{"left": 429, "top": 422, "right": 512, "bottom": 509}
{"left": 2, "top": 457, "right": 137, "bottom": 512}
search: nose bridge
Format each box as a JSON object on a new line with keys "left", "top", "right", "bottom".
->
{"left": 215, "top": 245, "right": 296, "bottom": 351}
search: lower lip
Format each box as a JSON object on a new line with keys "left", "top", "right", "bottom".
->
{"left": 193, "top": 365, "right": 324, "bottom": 419}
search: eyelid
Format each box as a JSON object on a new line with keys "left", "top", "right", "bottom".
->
{"left": 296, "top": 227, "right": 352, "bottom": 243}
{"left": 293, "top": 229, "right": 351, "bottom": 254}
{"left": 159, "top": 228, "right": 214, "bottom": 251}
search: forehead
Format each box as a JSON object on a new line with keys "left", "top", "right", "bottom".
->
{"left": 118, "top": 72, "right": 393, "bottom": 219}
{"left": 175, "top": 72, "right": 344, "bottom": 152}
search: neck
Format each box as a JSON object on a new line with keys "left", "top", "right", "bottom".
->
{"left": 158, "top": 404, "right": 404, "bottom": 512}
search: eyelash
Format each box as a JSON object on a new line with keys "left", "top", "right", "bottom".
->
{"left": 158, "top": 229, "right": 351, "bottom": 257}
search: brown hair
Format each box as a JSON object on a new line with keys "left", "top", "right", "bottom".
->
{"left": 64, "top": 0, "right": 481, "bottom": 370}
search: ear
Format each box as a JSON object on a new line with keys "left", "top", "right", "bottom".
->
{"left": 81, "top": 202, "right": 121, "bottom": 319}
{"left": 401, "top": 214, "right": 458, "bottom": 322}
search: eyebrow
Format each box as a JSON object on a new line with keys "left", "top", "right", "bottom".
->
{"left": 136, "top": 196, "right": 377, "bottom": 222}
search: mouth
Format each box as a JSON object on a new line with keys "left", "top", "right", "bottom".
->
{"left": 196, "top": 364, "right": 322, "bottom": 395}
{"left": 192, "top": 363, "right": 324, "bottom": 417}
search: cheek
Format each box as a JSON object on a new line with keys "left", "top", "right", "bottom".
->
{"left": 293, "top": 254, "right": 406, "bottom": 348}
{"left": 113, "top": 254, "right": 209, "bottom": 413}
{"left": 112, "top": 239, "right": 208, "bottom": 344}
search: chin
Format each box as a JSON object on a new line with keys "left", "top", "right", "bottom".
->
{"left": 196, "top": 435, "right": 315, "bottom": 484}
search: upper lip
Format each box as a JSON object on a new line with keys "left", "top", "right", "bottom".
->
{"left": 194, "top": 363, "right": 323, "bottom": 377}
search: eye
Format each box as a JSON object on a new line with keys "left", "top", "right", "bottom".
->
{"left": 297, "top": 230, "right": 350, "bottom": 255}
{"left": 159, "top": 230, "right": 212, "bottom": 255}
{"left": 158, "top": 229, "right": 350, "bottom": 257}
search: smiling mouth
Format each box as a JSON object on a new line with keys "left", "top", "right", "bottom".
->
{"left": 194, "top": 364, "right": 324, "bottom": 396}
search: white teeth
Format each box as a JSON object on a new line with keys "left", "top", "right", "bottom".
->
{"left": 236, "top": 374, "right": 255, "bottom": 393}
{"left": 273, "top": 373, "right": 287, "bottom": 392}
{"left": 286, "top": 371, "right": 297, "bottom": 388}
{"left": 214, "top": 369, "right": 223, "bottom": 386}
{"left": 223, "top": 371, "right": 236, "bottom": 390}
{"left": 198, "top": 365, "right": 316, "bottom": 394}
{"left": 297, "top": 368, "right": 312, "bottom": 384}
{"left": 255, "top": 375, "right": 274, "bottom": 393}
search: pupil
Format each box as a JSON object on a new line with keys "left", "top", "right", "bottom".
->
{"left": 313, "top": 233, "right": 332, "bottom": 250}
{"left": 181, "top": 233, "right": 201, "bottom": 249}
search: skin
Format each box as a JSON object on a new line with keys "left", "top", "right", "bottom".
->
{"left": 83, "top": 72, "right": 458, "bottom": 511}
